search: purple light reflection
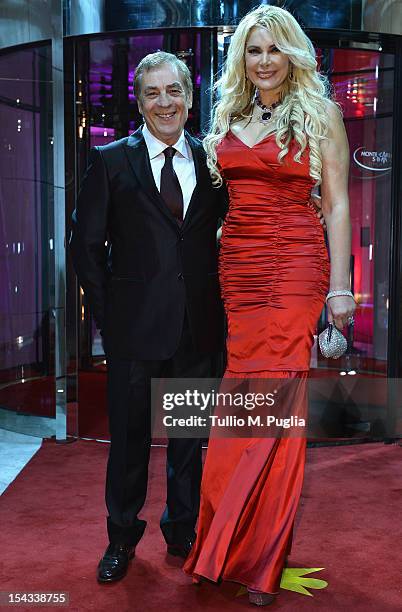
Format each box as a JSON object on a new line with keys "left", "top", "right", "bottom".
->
{"left": 90, "top": 125, "right": 116, "bottom": 147}
{"left": 90, "top": 126, "right": 115, "bottom": 136}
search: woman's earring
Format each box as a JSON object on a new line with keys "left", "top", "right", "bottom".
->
{"left": 289, "top": 67, "right": 294, "bottom": 81}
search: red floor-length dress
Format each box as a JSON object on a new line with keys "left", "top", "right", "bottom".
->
{"left": 183, "top": 130, "right": 330, "bottom": 594}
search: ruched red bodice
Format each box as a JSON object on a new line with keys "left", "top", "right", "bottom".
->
{"left": 218, "top": 130, "right": 329, "bottom": 372}
{"left": 184, "top": 130, "right": 330, "bottom": 596}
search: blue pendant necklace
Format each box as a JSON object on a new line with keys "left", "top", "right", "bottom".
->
{"left": 255, "top": 92, "right": 281, "bottom": 124}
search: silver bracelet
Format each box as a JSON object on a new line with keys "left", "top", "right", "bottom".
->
{"left": 326, "top": 289, "right": 355, "bottom": 303}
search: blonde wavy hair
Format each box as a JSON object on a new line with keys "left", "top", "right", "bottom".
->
{"left": 204, "top": 5, "right": 333, "bottom": 186}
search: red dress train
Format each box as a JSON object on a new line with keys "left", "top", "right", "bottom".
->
{"left": 183, "top": 130, "right": 329, "bottom": 594}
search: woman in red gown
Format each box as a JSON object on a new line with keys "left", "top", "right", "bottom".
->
{"left": 184, "top": 5, "right": 356, "bottom": 606}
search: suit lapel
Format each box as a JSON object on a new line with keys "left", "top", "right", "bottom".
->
{"left": 182, "top": 132, "right": 209, "bottom": 230}
{"left": 123, "top": 128, "right": 180, "bottom": 228}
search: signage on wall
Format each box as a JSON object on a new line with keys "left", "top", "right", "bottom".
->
{"left": 353, "top": 147, "right": 392, "bottom": 175}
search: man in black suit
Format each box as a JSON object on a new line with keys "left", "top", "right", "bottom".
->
{"left": 70, "top": 51, "right": 227, "bottom": 583}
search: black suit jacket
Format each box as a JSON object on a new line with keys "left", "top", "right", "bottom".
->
{"left": 70, "top": 128, "right": 228, "bottom": 360}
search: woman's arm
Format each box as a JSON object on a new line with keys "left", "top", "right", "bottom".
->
{"left": 320, "top": 101, "right": 356, "bottom": 328}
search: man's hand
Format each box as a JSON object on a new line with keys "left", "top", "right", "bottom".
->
{"left": 310, "top": 194, "right": 327, "bottom": 230}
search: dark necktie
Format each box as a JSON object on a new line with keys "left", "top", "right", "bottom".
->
{"left": 160, "top": 147, "right": 184, "bottom": 225}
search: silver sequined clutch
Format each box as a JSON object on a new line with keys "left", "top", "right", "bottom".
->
{"left": 318, "top": 323, "right": 347, "bottom": 359}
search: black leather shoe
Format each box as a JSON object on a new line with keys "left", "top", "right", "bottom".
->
{"left": 97, "top": 543, "right": 135, "bottom": 583}
{"left": 166, "top": 535, "right": 195, "bottom": 559}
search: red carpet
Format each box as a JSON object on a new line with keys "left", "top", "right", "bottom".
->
{"left": 0, "top": 440, "right": 401, "bottom": 611}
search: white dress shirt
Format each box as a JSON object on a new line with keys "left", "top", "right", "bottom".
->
{"left": 142, "top": 124, "right": 196, "bottom": 218}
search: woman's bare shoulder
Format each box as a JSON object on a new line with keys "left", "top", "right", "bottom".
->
{"left": 324, "top": 99, "right": 343, "bottom": 125}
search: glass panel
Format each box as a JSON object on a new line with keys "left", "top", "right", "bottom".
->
{"left": 285, "top": 0, "right": 362, "bottom": 29}
{"left": 0, "top": 44, "right": 55, "bottom": 438}
{"left": 322, "top": 49, "right": 394, "bottom": 377}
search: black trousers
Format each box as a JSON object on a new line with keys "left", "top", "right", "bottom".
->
{"left": 105, "top": 315, "right": 219, "bottom": 547}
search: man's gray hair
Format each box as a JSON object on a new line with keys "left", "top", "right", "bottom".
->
{"left": 133, "top": 51, "right": 193, "bottom": 100}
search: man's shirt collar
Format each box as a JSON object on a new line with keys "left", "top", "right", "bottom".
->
{"left": 142, "top": 123, "right": 190, "bottom": 160}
